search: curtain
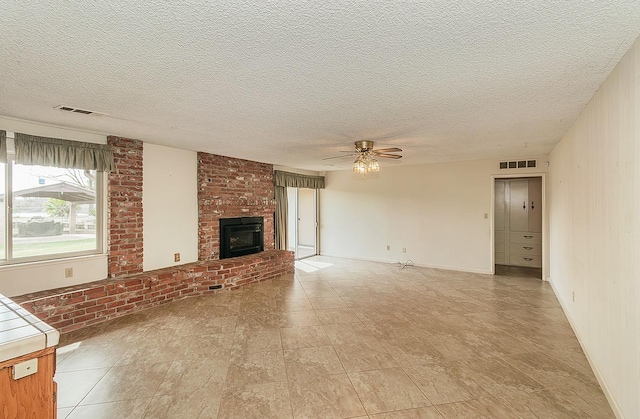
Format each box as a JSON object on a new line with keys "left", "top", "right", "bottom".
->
{"left": 0, "top": 130, "right": 6, "bottom": 163}
{"left": 274, "top": 170, "right": 325, "bottom": 189}
{"left": 273, "top": 170, "right": 324, "bottom": 251}
{"left": 14, "top": 133, "right": 114, "bottom": 171}
{"left": 275, "top": 186, "right": 288, "bottom": 250}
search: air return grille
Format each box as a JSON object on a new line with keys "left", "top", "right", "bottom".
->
{"left": 499, "top": 160, "right": 536, "bottom": 169}
{"left": 55, "top": 105, "right": 108, "bottom": 116}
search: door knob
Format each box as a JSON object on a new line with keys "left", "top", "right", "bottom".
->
{"left": 523, "top": 201, "right": 526, "bottom": 209}
{"left": 531, "top": 201, "right": 535, "bottom": 210}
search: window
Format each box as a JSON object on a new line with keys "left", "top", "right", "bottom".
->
{"left": 0, "top": 131, "right": 110, "bottom": 264}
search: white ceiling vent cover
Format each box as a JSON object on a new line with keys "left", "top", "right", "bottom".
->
{"left": 499, "top": 160, "right": 537, "bottom": 169}
{"left": 55, "top": 105, "right": 108, "bottom": 116}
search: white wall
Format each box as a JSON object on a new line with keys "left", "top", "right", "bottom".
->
{"left": 548, "top": 38, "right": 639, "bottom": 419}
{"left": 0, "top": 118, "right": 108, "bottom": 297}
{"left": 143, "top": 143, "right": 198, "bottom": 271}
{"left": 320, "top": 159, "right": 547, "bottom": 273}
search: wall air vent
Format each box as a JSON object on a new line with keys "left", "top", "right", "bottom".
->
{"left": 499, "top": 160, "right": 536, "bottom": 169}
{"left": 55, "top": 105, "right": 108, "bottom": 116}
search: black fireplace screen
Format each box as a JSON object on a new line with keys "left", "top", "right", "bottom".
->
{"left": 219, "top": 217, "right": 264, "bottom": 259}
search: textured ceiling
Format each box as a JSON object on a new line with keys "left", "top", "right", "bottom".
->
{"left": 1, "top": 1, "right": 639, "bottom": 171}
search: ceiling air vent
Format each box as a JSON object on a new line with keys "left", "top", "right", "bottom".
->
{"left": 499, "top": 160, "right": 536, "bottom": 169}
{"left": 55, "top": 105, "right": 108, "bottom": 116}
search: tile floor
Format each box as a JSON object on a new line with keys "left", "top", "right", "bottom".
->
{"left": 54, "top": 256, "right": 613, "bottom": 418}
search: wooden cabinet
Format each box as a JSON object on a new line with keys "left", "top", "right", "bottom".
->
{"left": 495, "top": 178, "right": 542, "bottom": 268}
{"left": 0, "top": 346, "right": 57, "bottom": 418}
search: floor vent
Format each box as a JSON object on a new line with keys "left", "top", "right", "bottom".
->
{"left": 55, "top": 105, "right": 108, "bottom": 116}
{"left": 499, "top": 160, "right": 536, "bottom": 169}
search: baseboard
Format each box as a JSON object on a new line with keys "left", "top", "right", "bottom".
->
{"left": 317, "top": 253, "right": 492, "bottom": 275}
{"left": 549, "top": 278, "right": 624, "bottom": 419}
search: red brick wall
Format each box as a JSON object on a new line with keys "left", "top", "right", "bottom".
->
{"left": 14, "top": 250, "right": 294, "bottom": 334}
{"left": 198, "top": 152, "right": 276, "bottom": 260}
{"left": 107, "top": 136, "right": 144, "bottom": 278}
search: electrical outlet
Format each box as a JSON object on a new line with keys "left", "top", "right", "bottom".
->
{"left": 64, "top": 268, "right": 73, "bottom": 278}
{"left": 174, "top": 253, "right": 180, "bottom": 262}
{"left": 484, "top": 213, "right": 489, "bottom": 219}
{"left": 386, "top": 245, "right": 390, "bottom": 250}
{"left": 402, "top": 248, "right": 407, "bottom": 253}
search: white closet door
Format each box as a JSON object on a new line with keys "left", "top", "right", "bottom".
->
{"left": 509, "top": 180, "right": 529, "bottom": 232}
{"left": 494, "top": 180, "right": 506, "bottom": 231}
{"left": 528, "top": 178, "right": 542, "bottom": 233}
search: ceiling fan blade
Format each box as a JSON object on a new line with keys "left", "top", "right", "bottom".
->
{"left": 374, "top": 147, "right": 403, "bottom": 153}
{"left": 322, "top": 153, "right": 356, "bottom": 160}
{"left": 374, "top": 153, "right": 403, "bottom": 159}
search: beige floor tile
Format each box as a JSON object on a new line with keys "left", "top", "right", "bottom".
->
{"left": 333, "top": 340, "right": 398, "bottom": 372}
{"left": 144, "top": 387, "right": 223, "bottom": 418}
{"left": 56, "top": 342, "right": 128, "bottom": 372}
{"left": 226, "top": 348, "right": 287, "bottom": 388}
{"left": 315, "top": 308, "right": 361, "bottom": 324}
{"left": 80, "top": 362, "right": 171, "bottom": 405}
{"left": 288, "top": 373, "right": 366, "bottom": 418}
{"left": 55, "top": 368, "right": 110, "bottom": 408}
{"left": 497, "top": 391, "right": 594, "bottom": 418}
{"left": 323, "top": 322, "right": 377, "bottom": 345}
{"left": 455, "top": 356, "right": 545, "bottom": 397}
{"left": 502, "top": 351, "right": 597, "bottom": 389}
{"left": 175, "top": 333, "right": 234, "bottom": 361}
{"left": 232, "top": 328, "right": 282, "bottom": 353}
{"left": 51, "top": 257, "right": 613, "bottom": 419}
{"left": 349, "top": 368, "right": 431, "bottom": 414}
{"left": 380, "top": 337, "right": 446, "bottom": 367}
{"left": 434, "top": 397, "right": 514, "bottom": 418}
{"left": 309, "top": 297, "right": 349, "bottom": 310}
{"left": 66, "top": 398, "right": 151, "bottom": 419}
{"left": 115, "top": 332, "right": 187, "bottom": 366}
{"left": 543, "top": 381, "right": 615, "bottom": 418}
{"left": 217, "top": 381, "right": 293, "bottom": 419}
{"left": 57, "top": 407, "right": 74, "bottom": 419}
{"left": 284, "top": 345, "right": 345, "bottom": 380}
{"left": 155, "top": 358, "right": 228, "bottom": 395}
{"left": 403, "top": 362, "right": 488, "bottom": 405}
{"left": 280, "top": 325, "right": 331, "bottom": 349}
{"left": 280, "top": 310, "right": 321, "bottom": 327}
{"left": 370, "top": 407, "right": 444, "bottom": 418}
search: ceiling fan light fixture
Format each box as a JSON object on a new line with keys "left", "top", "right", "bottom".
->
{"left": 353, "top": 158, "right": 368, "bottom": 174}
{"left": 368, "top": 158, "right": 380, "bottom": 172}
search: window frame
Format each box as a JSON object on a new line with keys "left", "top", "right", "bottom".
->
{"left": 1, "top": 158, "right": 106, "bottom": 265}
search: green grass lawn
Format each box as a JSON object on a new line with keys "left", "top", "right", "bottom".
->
{"left": 0, "top": 238, "right": 96, "bottom": 259}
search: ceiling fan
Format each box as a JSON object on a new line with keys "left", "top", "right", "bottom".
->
{"left": 323, "top": 140, "right": 402, "bottom": 174}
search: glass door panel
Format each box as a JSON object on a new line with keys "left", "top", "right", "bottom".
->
{"left": 296, "top": 188, "right": 316, "bottom": 259}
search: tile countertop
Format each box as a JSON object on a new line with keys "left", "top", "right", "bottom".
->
{"left": 0, "top": 293, "right": 60, "bottom": 363}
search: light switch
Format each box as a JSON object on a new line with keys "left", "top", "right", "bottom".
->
{"left": 13, "top": 358, "right": 38, "bottom": 380}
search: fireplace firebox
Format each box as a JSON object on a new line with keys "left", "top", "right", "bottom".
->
{"left": 219, "top": 217, "right": 264, "bottom": 259}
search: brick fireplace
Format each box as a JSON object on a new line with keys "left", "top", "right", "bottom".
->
{"left": 14, "top": 137, "right": 294, "bottom": 333}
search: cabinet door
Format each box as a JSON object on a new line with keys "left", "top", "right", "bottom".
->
{"left": 509, "top": 180, "right": 529, "bottom": 232}
{"left": 528, "top": 178, "right": 542, "bottom": 233}
{"left": 494, "top": 180, "right": 506, "bottom": 231}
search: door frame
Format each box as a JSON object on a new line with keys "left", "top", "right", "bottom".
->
{"left": 490, "top": 173, "right": 548, "bottom": 280}
{"left": 287, "top": 187, "right": 319, "bottom": 260}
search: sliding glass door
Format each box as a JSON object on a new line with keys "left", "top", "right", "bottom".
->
{"left": 286, "top": 187, "right": 317, "bottom": 260}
